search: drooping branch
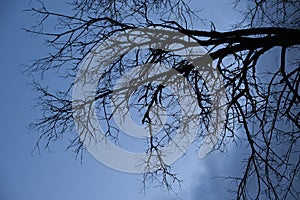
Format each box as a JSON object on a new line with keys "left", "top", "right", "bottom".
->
{"left": 26, "top": 0, "right": 300, "bottom": 199}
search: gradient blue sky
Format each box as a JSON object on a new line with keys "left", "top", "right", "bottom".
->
{"left": 0, "top": 1, "right": 249, "bottom": 200}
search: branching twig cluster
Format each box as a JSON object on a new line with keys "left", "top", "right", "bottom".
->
{"left": 26, "top": 0, "right": 299, "bottom": 199}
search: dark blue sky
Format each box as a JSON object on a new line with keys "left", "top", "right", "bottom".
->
{"left": 0, "top": 1, "right": 252, "bottom": 200}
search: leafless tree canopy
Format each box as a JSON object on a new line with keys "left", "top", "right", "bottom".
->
{"left": 26, "top": 0, "right": 300, "bottom": 199}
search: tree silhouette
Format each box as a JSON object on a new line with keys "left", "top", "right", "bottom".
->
{"left": 26, "top": 0, "right": 300, "bottom": 199}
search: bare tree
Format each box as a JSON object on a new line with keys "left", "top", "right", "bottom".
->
{"left": 25, "top": 0, "right": 300, "bottom": 199}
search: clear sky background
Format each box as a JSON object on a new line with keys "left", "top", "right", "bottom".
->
{"left": 0, "top": 1, "right": 260, "bottom": 200}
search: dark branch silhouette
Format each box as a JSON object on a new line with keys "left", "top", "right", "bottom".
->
{"left": 25, "top": 0, "right": 300, "bottom": 199}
